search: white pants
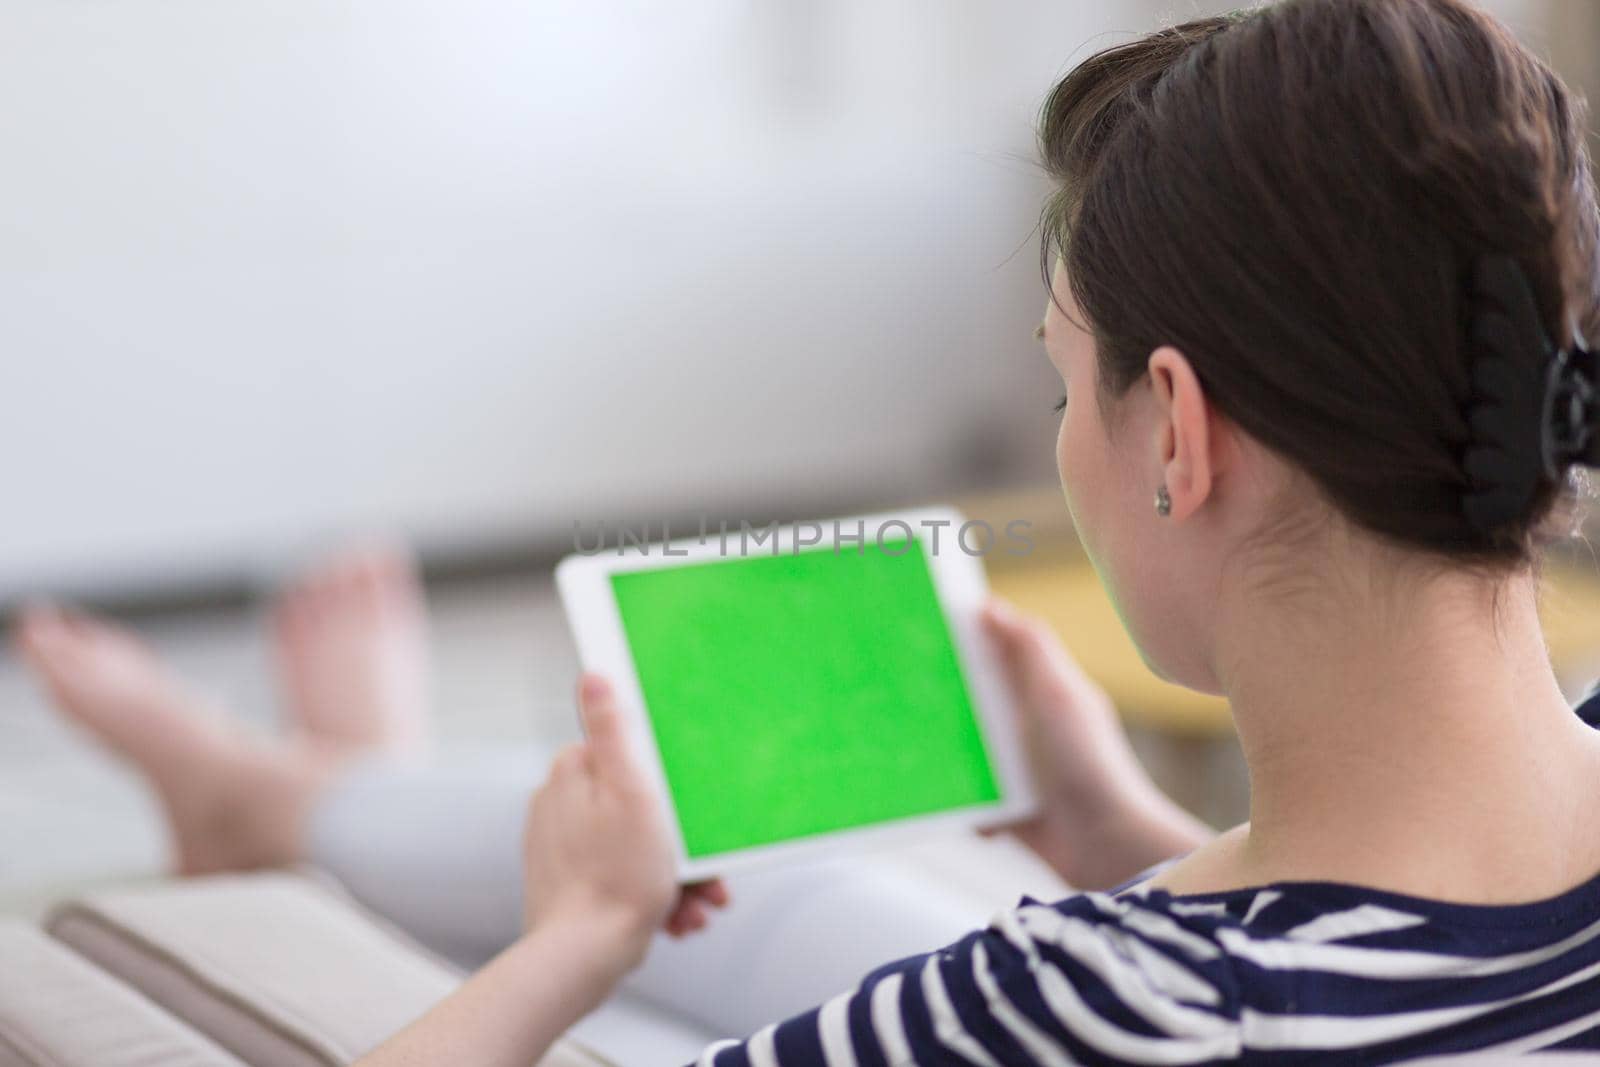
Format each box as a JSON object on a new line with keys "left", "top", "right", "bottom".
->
{"left": 306, "top": 747, "right": 991, "bottom": 1042}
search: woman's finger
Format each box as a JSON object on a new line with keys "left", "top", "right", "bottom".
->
{"left": 981, "top": 598, "right": 1040, "bottom": 674}
{"left": 667, "top": 895, "right": 710, "bottom": 932}
{"left": 686, "top": 878, "right": 731, "bottom": 908}
{"left": 666, "top": 911, "right": 705, "bottom": 938}
{"left": 982, "top": 598, "right": 1083, "bottom": 705}
{"left": 983, "top": 598, "right": 1049, "bottom": 660}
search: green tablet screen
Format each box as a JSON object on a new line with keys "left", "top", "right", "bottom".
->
{"left": 609, "top": 536, "right": 1001, "bottom": 858}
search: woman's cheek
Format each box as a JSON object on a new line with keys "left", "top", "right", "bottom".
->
{"left": 1056, "top": 406, "right": 1095, "bottom": 536}
{"left": 1055, "top": 418, "right": 1076, "bottom": 506}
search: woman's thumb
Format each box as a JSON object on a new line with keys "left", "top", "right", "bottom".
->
{"left": 981, "top": 598, "right": 1073, "bottom": 706}
{"left": 982, "top": 598, "right": 1043, "bottom": 663}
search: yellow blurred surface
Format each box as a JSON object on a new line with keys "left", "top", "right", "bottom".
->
{"left": 1540, "top": 564, "right": 1600, "bottom": 692}
{"left": 984, "top": 525, "right": 1600, "bottom": 738}
{"left": 989, "top": 560, "right": 1235, "bottom": 736}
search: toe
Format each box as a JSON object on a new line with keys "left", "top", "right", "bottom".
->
{"left": 307, "top": 565, "right": 340, "bottom": 608}
{"left": 343, "top": 541, "right": 421, "bottom": 606}
{"left": 271, "top": 597, "right": 308, "bottom": 661}
{"left": 13, "top": 605, "right": 121, "bottom": 675}
{"left": 369, "top": 541, "right": 417, "bottom": 588}
{"left": 57, "top": 607, "right": 132, "bottom": 647}
{"left": 14, "top": 605, "right": 70, "bottom": 669}
{"left": 306, "top": 563, "right": 351, "bottom": 621}
{"left": 271, "top": 539, "right": 432, "bottom": 759}
{"left": 273, "top": 569, "right": 320, "bottom": 630}
{"left": 349, "top": 553, "right": 387, "bottom": 610}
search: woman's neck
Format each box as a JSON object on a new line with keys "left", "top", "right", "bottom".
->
{"left": 1189, "top": 556, "right": 1600, "bottom": 903}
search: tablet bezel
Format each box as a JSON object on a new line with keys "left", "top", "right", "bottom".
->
{"left": 554, "top": 505, "right": 1038, "bottom": 879}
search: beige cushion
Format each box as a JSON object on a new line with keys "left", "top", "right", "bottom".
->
{"left": 47, "top": 871, "right": 608, "bottom": 1067}
{"left": 0, "top": 919, "right": 246, "bottom": 1067}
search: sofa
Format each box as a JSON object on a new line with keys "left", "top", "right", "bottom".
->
{"left": 0, "top": 870, "right": 604, "bottom": 1067}
{"left": 10, "top": 861, "right": 1600, "bottom": 1066}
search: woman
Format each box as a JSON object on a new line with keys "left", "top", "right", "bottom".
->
{"left": 356, "top": 0, "right": 1600, "bottom": 1060}
{"left": 18, "top": 0, "right": 1600, "bottom": 1061}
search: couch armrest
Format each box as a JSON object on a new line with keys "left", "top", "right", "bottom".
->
{"left": 0, "top": 919, "right": 246, "bottom": 1067}
{"left": 46, "top": 871, "right": 608, "bottom": 1067}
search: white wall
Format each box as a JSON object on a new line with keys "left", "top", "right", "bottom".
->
{"left": 1, "top": 1, "right": 1144, "bottom": 599}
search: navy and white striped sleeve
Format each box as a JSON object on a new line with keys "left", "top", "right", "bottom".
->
{"left": 687, "top": 892, "right": 1244, "bottom": 1067}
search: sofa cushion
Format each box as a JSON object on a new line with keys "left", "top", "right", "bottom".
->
{"left": 0, "top": 919, "right": 246, "bottom": 1067}
{"left": 47, "top": 871, "right": 607, "bottom": 1067}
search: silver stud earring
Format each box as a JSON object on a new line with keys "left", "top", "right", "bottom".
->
{"left": 1154, "top": 485, "right": 1172, "bottom": 517}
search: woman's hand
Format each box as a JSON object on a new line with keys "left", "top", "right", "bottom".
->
{"left": 982, "top": 599, "right": 1212, "bottom": 889}
{"left": 357, "top": 675, "right": 729, "bottom": 1067}
{"left": 523, "top": 674, "right": 729, "bottom": 970}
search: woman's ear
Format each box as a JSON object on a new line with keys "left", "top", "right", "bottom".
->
{"left": 1147, "top": 347, "right": 1216, "bottom": 521}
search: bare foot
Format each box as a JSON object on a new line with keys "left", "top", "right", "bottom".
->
{"left": 14, "top": 607, "right": 338, "bottom": 875}
{"left": 272, "top": 543, "right": 431, "bottom": 759}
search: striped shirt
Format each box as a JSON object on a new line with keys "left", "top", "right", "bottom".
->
{"left": 693, "top": 691, "right": 1600, "bottom": 1065}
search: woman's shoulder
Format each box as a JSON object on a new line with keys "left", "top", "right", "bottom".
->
{"left": 856, "top": 888, "right": 1253, "bottom": 1063}
{"left": 1038, "top": 851, "right": 1600, "bottom": 1006}
{"left": 995, "top": 887, "right": 1250, "bottom": 1017}
{"left": 696, "top": 868, "right": 1600, "bottom": 1067}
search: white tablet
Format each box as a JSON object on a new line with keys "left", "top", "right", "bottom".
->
{"left": 554, "top": 506, "right": 1038, "bottom": 879}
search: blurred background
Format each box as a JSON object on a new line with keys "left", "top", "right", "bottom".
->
{"left": 1, "top": 0, "right": 1083, "bottom": 604}
{"left": 3, "top": 0, "right": 1599, "bottom": 907}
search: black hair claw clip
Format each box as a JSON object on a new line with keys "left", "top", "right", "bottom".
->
{"left": 1460, "top": 255, "right": 1600, "bottom": 535}
{"left": 1541, "top": 342, "right": 1600, "bottom": 479}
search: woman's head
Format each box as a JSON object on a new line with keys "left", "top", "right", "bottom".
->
{"left": 1038, "top": 0, "right": 1600, "bottom": 687}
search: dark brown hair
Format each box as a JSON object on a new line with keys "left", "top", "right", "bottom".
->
{"left": 1039, "top": 0, "right": 1600, "bottom": 564}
